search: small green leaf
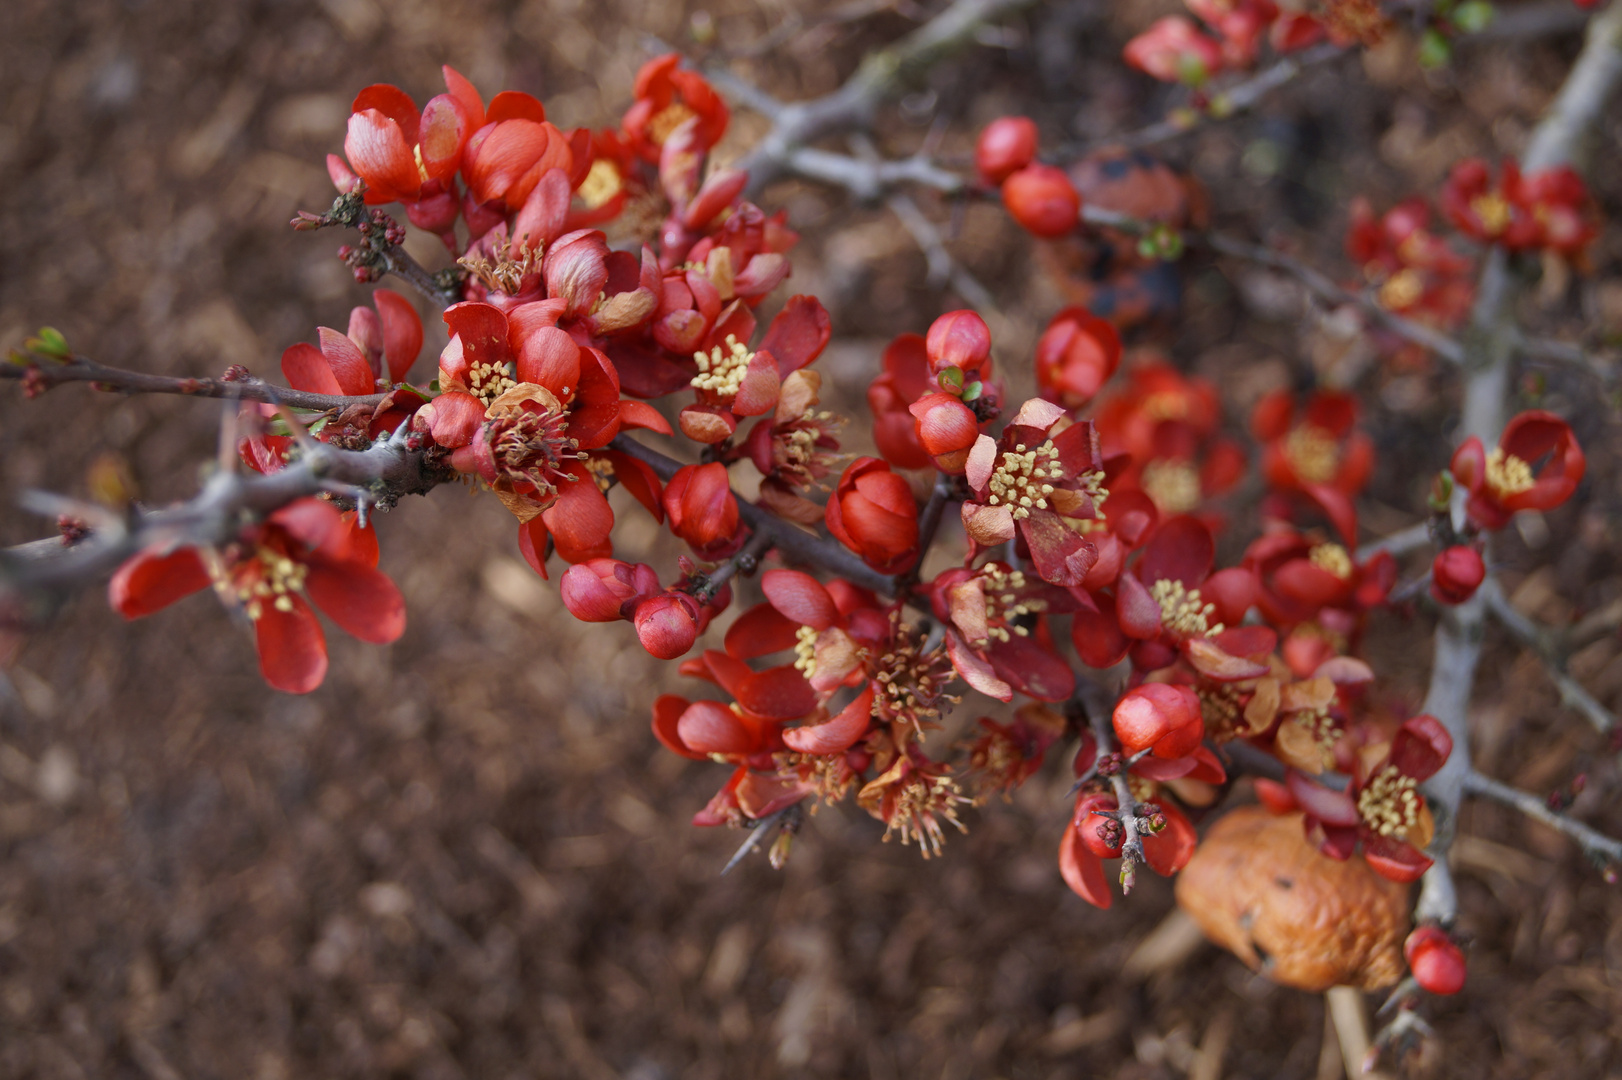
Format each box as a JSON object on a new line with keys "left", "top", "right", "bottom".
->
{"left": 937, "top": 366, "right": 964, "bottom": 393}
{"left": 25, "top": 326, "right": 71, "bottom": 360}
{"left": 961, "top": 381, "right": 983, "bottom": 403}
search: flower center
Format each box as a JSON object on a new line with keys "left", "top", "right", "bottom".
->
{"left": 484, "top": 404, "right": 580, "bottom": 495}
{"left": 1357, "top": 763, "right": 1421, "bottom": 839}
{"left": 467, "top": 359, "right": 518, "bottom": 407}
{"left": 1291, "top": 706, "right": 1339, "bottom": 767}
{"left": 987, "top": 442, "right": 1061, "bottom": 521}
{"left": 1284, "top": 424, "right": 1339, "bottom": 484}
{"left": 1141, "top": 391, "right": 1189, "bottom": 421}
{"left": 1140, "top": 459, "right": 1202, "bottom": 515}
{"left": 1309, "top": 543, "right": 1353, "bottom": 580}
{"left": 458, "top": 236, "right": 542, "bottom": 297}
{"left": 1377, "top": 268, "right": 1424, "bottom": 311}
{"left": 871, "top": 616, "right": 957, "bottom": 739}
{"left": 691, "top": 334, "right": 753, "bottom": 399}
{"left": 1151, "top": 578, "right": 1223, "bottom": 638}
{"left": 576, "top": 158, "right": 623, "bottom": 210}
{"left": 1470, "top": 192, "right": 1512, "bottom": 236}
{"left": 793, "top": 624, "right": 819, "bottom": 678}
{"left": 1485, "top": 447, "right": 1535, "bottom": 498}
{"left": 647, "top": 101, "right": 698, "bottom": 146}
{"left": 216, "top": 546, "right": 308, "bottom": 621}
{"left": 978, "top": 565, "right": 1046, "bottom": 642}
{"left": 880, "top": 770, "right": 968, "bottom": 858}
{"left": 1198, "top": 683, "right": 1244, "bottom": 739}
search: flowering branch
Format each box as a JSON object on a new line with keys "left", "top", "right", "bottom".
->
{"left": 1462, "top": 769, "right": 1622, "bottom": 868}
{"left": 1, "top": 426, "right": 449, "bottom": 610}
{"left": 1, "top": 351, "right": 390, "bottom": 412}
{"left": 606, "top": 434, "right": 895, "bottom": 594}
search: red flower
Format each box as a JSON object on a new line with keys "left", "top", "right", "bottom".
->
{"left": 338, "top": 66, "right": 485, "bottom": 206}
{"left": 1251, "top": 388, "right": 1374, "bottom": 498}
{"left": 1094, "top": 360, "right": 1244, "bottom": 517}
{"left": 663, "top": 463, "right": 741, "bottom": 556}
{"left": 1440, "top": 158, "right": 1596, "bottom": 254}
{"left": 1450, "top": 410, "right": 1585, "bottom": 530}
{"left": 1430, "top": 546, "right": 1485, "bottom": 605}
{"left": 1244, "top": 522, "right": 1394, "bottom": 629}
{"left": 924, "top": 310, "right": 994, "bottom": 381}
{"left": 826, "top": 458, "right": 919, "bottom": 574}
{"left": 1187, "top": 0, "right": 1281, "bottom": 67}
{"left": 1035, "top": 306, "right": 1122, "bottom": 409}
{"left": 1405, "top": 926, "right": 1466, "bottom": 995}
{"left": 1345, "top": 197, "right": 1474, "bottom": 325}
{"left": 109, "top": 501, "right": 403, "bottom": 694}
{"left": 560, "top": 558, "right": 660, "bottom": 622}
{"left": 462, "top": 97, "right": 573, "bottom": 211}
{"left": 1001, "top": 164, "right": 1082, "bottom": 238}
{"left": 621, "top": 53, "right": 730, "bottom": 164}
{"left": 741, "top": 370, "right": 845, "bottom": 524}
{"left": 975, "top": 116, "right": 1039, "bottom": 185}
{"left": 931, "top": 563, "right": 1079, "bottom": 703}
{"left": 961, "top": 401, "right": 1106, "bottom": 586}
{"left": 1123, "top": 17, "right": 1224, "bottom": 85}
{"left": 1268, "top": 713, "right": 1453, "bottom": 882}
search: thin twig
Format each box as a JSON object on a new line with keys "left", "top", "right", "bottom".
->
{"left": 1079, "top": 43, "right": 1348, "bottom": 156}
{"left": 2, "top": 354, "right": 391, "bottom": 410}
{"left": 699, "top": 528, "right": 774, "bottom": 599}
{"left": 735, "top": 0, "right": 1042, "bottom": 196}
{"left": 1356, "top": 521, "right": 1435, "bottom": 562}
{"left": 1481, "top": 577, "right": 1617, "bottom": 733}
{"left": 1463, "top": 769, "right": 1622, "bottom": 865}
{"left": 720, "top": 802, "right": 800, "bottom": 875}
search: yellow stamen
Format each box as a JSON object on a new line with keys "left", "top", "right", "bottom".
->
{"left": 1140, "top": 459, "right": 1201, "bottom": 515}
{"left": 1284, "top": 424, "right": 1340, "bottom": 485}
{"left": 1485, "top": 447, "right": 1535, "bottom": 498}
{"left": 1150, "top": 578, "right": 1223, "bottom": 638}
{"left": 691, "top": 334, "right": 754, "bottom": 399}
{"left": 1308, "top": 543, "right": 1353, "bottom": 580}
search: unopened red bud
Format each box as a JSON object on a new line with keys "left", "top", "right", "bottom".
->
{"left": 1404, "top": 927, "right": 1466, "bottom": 995}
{"left": 975, "top": 116, "right": 1039, "bottom": 185}
{"left": 925, "top": 310, "right": 992, "bottom": 376}
{"left": 633, "top": 593, "right": 700, "bottom": 659}
{"left": 1112, "top": 683, "right": 1203, "bottom": 759}
{"left": 560, "top": 559, "right": 657, "bottom": 623}
{"left": 1096, "top": 752, "right": 1124, "bottom": 777}
{"left": 908, "top": 392, "right": 980, "bottom": 458}
{"left": 1001, "top": 164, "right": 1081, "bottom": 239}
{"left": 1430, "top": 545, "right": 1486, "bottom": 605}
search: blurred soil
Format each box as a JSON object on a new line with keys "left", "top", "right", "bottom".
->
{"left": 1, "top": 1, "right": 1622, "bottom": 1077}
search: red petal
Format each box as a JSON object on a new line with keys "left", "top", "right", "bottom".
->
{"left": 724, "top": 604, "right": 801, "bottom": 660}
{"left": 735, "top": 665, "right": 818, "bottom": 721}
{"left": 759, "top": 295, "right": 832, "bottom": 376}
{"left": 676, "top": 700, "right": 754, "bottom": 755}
{"left": 517, "top": 517, "right": 550, "bottom": 579}
{"left": 782, "top": 686, "right": 875, "bottom": 754}
{"left": 617, "top": 400, "right": 672, "bottom": 435}
{"left": 986, "top": 634, "right": 1075, "bottom": 702}
{"left": 652, "top": 694, "right": 705, "bottom": 759}
{"left": 1059, "top": 819, "right": 1113, "bottom": 908}
{"left": 1388, "top": 713, "right": 1453, "bottom": 782}
{"left": 282, "top": 342, "right": 342, "bottom": 396}
{"left": 516, "top": 325, "right": 580, "bottom": 394}
{"left": 304, "top": 558, "right": 405, "bottom": 644}
{"left": 1363, "top": 834, "right": 1433, "bottom": 883}
{"left": 344, "top": 109, "right": 420, "bottom": 203}
{"left": 542, "top": 472, "right": 615, "bottom": 562}
{"left": 109, "top": 548, "right": 209, "bottom": 618}
{"left": 318, "top": 327, "right": 375, "bottom": 395}
{"left": 1286, "top": 770, "right": 1360, "bottom": 827}
{"left": 254, "top": 595, "right": 328, "bottom": 694}
{"left": 372, "top": 289, "right": 423, "bottom": 384}
{"left": 945, "top": 630, "right": 1012, "bottom": 702}
{"left": 441, "top": 65, "right": 485, "bottom": 130}
{"left": 761, "top": 569, "right": 840, "bottom": 630}
{"left": 1139, "top": 515, "right": 1213, "bottom": 587}
{"left": 1142, "top": 801, "right": 1196, "bottom": 876}
{"left": 426, "top": 390, "right": 485, "bottom": 450}
{"left": 485, "top": 90, "right": 546, "bottom": 124}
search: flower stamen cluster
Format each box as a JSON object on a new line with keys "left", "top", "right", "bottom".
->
{"left": 1151, "top": 578, "right": 1223, "bottom": 638}
{"left": 1357, "top": 764, "right": 1422, "bottom": 839}
{"left": 1284, "top": 424, "right": 1339, "bottom": 484}
{"left": 1485, "top": 447, "right": 1535, "bottom": 498}
{"left": 691, "top": 335, "right": 754, "bottom": 399}
{"left": 213, "top": 546, "right": 309, "bottom": 621}
{"left": 986, "top": 442, "right": 1060, "bottom": 520}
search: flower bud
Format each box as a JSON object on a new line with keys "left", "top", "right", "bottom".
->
{"left": 1112, "top": 682, "right": 1204, "bottom": 759}
{"left": 633, "top": 592, "right": 701, "bottom": 659}
{"left": 908, "top": 392, "right": 980, "bottom": 459}
{"left": 825, "top": 457, "right": 919, "bottom": 574}
{"left": 1001, "top": 164, "right": 1081, "bottom": 238}
{"left": 1035, "top": 306, "right": 1121, "bottom": 409}
{"left": 1404, "top": 927, "right": 1466, "bottom": 995}
{"left": 1429, "top": 545, "right": 1485, "bottom": 605}
{"left": 925, "top": 310, "right": 992, "bottom": 377}
{"left": 1123, "top": 16, "right": 1223, "bottom": 85}
{"left": 975, "top": 116, "right": 1039, "bottom": 185}
{"left": 664, "top": 463, "right": 740, "bottom": 550}
{"left": 560, "top": 558, "right": 658, "bottom": 622}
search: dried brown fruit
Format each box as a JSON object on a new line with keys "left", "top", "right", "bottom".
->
{"left": 1174, "top": 805, "right": 1410, "bottom": 991}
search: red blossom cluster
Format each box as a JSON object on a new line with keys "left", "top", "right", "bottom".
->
{"left": 1123, "top": 0, "right": 1330, "bottom": 88}
{"left": 79, "top": 47, "right": 1606, "bottom": 1009}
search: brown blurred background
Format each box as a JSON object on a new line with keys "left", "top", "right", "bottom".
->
{"left": 2, "top": 1, "right": 1622, "bottom": 1077}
